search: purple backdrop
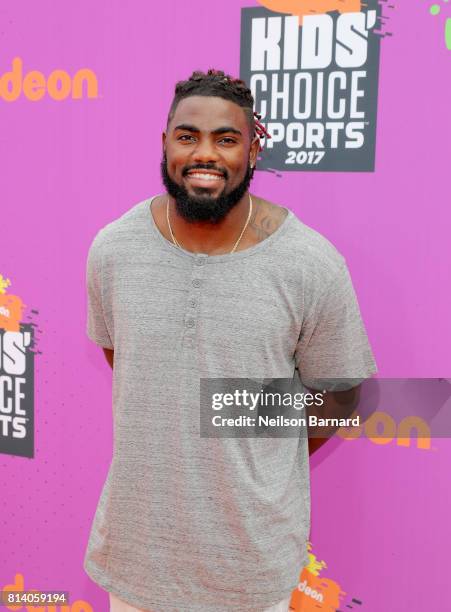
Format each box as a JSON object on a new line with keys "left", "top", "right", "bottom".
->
{"left": 1, "top": 1, "right": 450, "bottom": 611}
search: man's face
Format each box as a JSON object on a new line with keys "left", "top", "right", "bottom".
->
{"left": 161, "top": 96, "right": 259, "bottom": 223}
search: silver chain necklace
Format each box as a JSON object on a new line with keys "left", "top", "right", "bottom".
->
{"left": 166, "top": 195, "right": 253, "bottom": 255}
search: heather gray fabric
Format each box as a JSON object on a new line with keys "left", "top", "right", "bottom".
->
{"left": 84, "top": 195, "right": 377, "bottom": 612}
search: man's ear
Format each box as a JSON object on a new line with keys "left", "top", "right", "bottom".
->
{"left": 162, "top": 131, "right": 167, "bottom": 154}
{"left": 249, "top": 135, "right": 260, "bottom": 168}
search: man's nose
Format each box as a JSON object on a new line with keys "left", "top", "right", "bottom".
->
{"left": 192, "top": 138, "right": 219, "bottom": 163}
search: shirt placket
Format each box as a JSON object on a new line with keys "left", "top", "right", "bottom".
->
{"left": 182, "top": 253, "right": 208, "bottom": 350}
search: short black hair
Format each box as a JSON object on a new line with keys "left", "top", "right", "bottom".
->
{"left": 167, "top": 69, "right": 256, "bottom": 141}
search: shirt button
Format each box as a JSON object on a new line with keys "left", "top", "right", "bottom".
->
{"left": 186, "top": 318, "right": 195, "bottom": 328}
{"left": 189, "top": 298, "right": 197, "bottom": 308}
{"left": 195, "top": 258, "right": 205, "bottom": 266}
{"left": 192, "top": 279, "right": 201, "bottom": 288}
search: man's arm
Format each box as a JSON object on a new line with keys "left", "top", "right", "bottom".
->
{"left": 103, "top": 348, "right": 114, "bottom": 369}
{"left": 306, "top": 385, "right": 361, "bottom": 455}
{"left": 294, "top": 257, "right": 377, "bottom": 457}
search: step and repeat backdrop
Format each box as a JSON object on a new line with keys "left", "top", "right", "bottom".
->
{"left": 1, "top": 1, "right": 450, "bottom": 611}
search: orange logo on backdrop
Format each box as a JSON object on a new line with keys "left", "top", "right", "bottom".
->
{"left": 257, "top": 0, "right": 361, "bottom": 24}
{"left": 0, "top": 57, "right": 98, "bottom": 102}
{"left": 337, "top": 410, "right": 432, "bottom": 450}
{"left": 0, "top": 274, "right": 25, "bottom": 332}
{"left": 2, "top": 573, "right": 93, "bottom": 611}
{"left": 289, "top": 543, "right": 346, "bottom": 610}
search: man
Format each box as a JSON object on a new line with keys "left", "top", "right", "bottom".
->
{"left": 84, "top": 69, "right": 377, "bottom": 612}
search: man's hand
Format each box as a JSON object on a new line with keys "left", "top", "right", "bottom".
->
{"left": 306, "top": 385, "right": 361, "bottom": 455}
{"left": 103, "top": 348, "right": 114, "bottom": 369}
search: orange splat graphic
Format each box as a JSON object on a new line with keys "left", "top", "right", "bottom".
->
{"left": 290, "top": 567, "right": 346, "bottom": 611}
{"left": 257, "top": 0, "right": 362, "bottom": 24}
{"left": 0, "top": 294, "right": 25, "bottom": 332}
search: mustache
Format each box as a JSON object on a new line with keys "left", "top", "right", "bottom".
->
{"left": 182, "top": 164, "right": 228, "bottom": 179}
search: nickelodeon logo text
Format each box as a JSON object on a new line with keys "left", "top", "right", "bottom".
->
{"left": 0, "top": 57, "right": 98, "bottom": 102}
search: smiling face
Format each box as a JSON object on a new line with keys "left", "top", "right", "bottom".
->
{"left": 161, "top": 95, "right": 260, "bottom": 223}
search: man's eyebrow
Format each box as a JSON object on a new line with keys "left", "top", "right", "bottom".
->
{"left": 174, "top": 124, "right": 242, "bottom": 136}
{"left": 174, "top": 124, "right": 199, "bottom": 133}
{"left": 211, "top": 126, "right": 242, "bottom": 136}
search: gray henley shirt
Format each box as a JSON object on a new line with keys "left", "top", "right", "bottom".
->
{"left": 83, "top": 195, "right": 377, "bottom": 612}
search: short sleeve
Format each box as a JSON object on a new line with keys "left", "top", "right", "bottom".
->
{"left": 295, "top": 259, "right": 377, "bottom": 390}
{"left": 86, "top": 233, "right": 114, "bottom": 349}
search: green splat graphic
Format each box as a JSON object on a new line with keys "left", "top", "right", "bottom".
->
{"left": 446, "top": 18, "right": 451, "bottom": 49}
{"left": 429, "top": 2, "right": 451, "bottom": 49}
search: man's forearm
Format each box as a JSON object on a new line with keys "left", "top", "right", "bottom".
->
{"left": 306, "top": 385, "right": 361, "bottom": 455}
{"left": 103, "top": 347, "right": 114, "bottom": 369}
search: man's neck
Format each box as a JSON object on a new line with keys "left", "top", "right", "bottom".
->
{"left": 150, "top": 193, "right": 288, "bottom": 255}
{"left": 166, "top": 193, "right": 253, "bottom": 255}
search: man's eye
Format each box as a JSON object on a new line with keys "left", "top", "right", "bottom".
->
{"left": 220, "top": 137, "right": 236, "bottom": 144}
{"left": 178, "top": 135, "right": 195, "bottom": 141}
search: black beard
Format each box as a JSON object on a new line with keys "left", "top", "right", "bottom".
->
{"left": 160, "top": 153, "right": 255, "bottom": 224}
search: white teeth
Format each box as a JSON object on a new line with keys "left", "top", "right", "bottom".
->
{"left": 188, "top": 173, "right": 223, "bottom": 181}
